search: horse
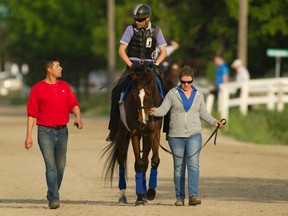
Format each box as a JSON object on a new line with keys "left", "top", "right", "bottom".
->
{"left": 162, "top": 60, "right": 181, "bottom": 91}
{"left": 102, "top": 66, "right": 163, "bottom": 205}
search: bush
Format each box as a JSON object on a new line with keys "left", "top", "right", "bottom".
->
{"left": 222, "top": 107, "right": 288, "bottom": 145}
{"left": 79, "top": 92, "right": 110, "bottom": 116}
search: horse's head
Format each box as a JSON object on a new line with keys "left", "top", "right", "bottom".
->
{"left": 129, "top": 66, "right": 161, "bottom": 130}
{"left": 163, "top": 61, "right": 181, "bottom": 90}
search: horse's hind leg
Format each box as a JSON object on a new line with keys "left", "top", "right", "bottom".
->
{"left": 117, "top": 127, "right": 130, "bottom": 204}
{"left": 118, "top": 167, "right": 127, "bottom": 204}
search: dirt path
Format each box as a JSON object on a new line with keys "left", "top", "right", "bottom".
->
{"left": 0, "top": 104, "right": 288, "bottom": 216}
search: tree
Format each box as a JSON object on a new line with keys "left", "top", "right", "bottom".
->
{"left": 2, "top": 0, "right": 288, "bottom": 93}
{"left": 2, "top": 0, "right": 108, "bottom": 98}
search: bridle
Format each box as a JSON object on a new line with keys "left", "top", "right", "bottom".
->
{"left": 132, "top": 69, "right": 161, "bottom": 126}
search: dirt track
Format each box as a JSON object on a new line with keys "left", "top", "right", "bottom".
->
{"left": 0, "top": 104, "right": 288, "bottom": 216}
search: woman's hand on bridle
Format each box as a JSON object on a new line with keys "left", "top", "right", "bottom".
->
{"left": 149, "top": 107, "right": 156, "bottom": 116}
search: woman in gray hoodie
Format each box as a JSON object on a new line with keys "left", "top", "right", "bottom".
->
{"left": 149, "top": 65, "right": 224, "bottom": 206}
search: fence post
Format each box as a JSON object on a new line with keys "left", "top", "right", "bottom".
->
{"left": 239, "top": 82, "right": 249, "bottom": 115}
{"left": 206, "top": 94, "right": 214, "bottom": 114}
{"left": 218, "top": 85, "right": 229, "bottom": 119}
{"left": 277, "top": 78, "right": 284, "bottom": 111}
{"left": 267, "top": 84, "right": 275, "bottom": 110}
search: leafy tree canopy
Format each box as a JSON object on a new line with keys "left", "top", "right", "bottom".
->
{"left": 1, "top": 0, "right": 288, "bottom": 87}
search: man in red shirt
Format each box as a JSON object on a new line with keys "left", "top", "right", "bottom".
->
{"left": 25, "top": 57, "right": 83, "bottom": 209}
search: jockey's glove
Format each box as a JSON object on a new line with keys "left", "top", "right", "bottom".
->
{"left": 152, "top": 63, "right": 160, "bottom": 75}
{"left": 129, "top": 63, "right": 143, "bottom": 71}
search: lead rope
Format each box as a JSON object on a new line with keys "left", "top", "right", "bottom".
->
{"left": 159, "top": 119, "right": 227, "bottom": 159}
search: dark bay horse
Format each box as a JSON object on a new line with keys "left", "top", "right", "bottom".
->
{"left": 162, "top": 60, "right": 181, "bottom": 91}
{"left": 102, "top": 66, "right": 163, "bottom": 205}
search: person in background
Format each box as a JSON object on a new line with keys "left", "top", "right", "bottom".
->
{"left": 25, "top": 57, "right": 83, "bottom": 209}
{"left": 212, "top": 55, "right": 229, "bottom": 103}
{"left": 157, "top": 40, "right": 180, "bottom": 74}
{"left": 106, "top": 3, "right": 167, "bottom": 142}
{"left": 231, "top": 59, "right": 250, "bottom": 97}
{"left": 149, "top": 65, "right": 225, "bottom": 206}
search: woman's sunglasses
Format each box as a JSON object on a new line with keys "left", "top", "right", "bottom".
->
{"left": 180, "top": 80, "right": 193, "bottom": 84}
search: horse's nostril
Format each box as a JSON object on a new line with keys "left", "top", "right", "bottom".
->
{"left": 139, "top": 122, "right": 147, "bottom": 130}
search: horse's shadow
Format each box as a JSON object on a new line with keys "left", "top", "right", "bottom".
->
{"left": 1, "top": 176, "right": 287, "bottom": 209}
{"left": 0, "top": 199, "right": 131, "bottom": 208}
{"left": 157, "top": 176, "right": 288, "bottom": 203}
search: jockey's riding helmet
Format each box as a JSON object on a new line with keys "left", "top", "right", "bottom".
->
{"left": 132, "top": 4, "right": 151, "bottom": 19}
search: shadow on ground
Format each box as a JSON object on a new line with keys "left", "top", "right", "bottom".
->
{"left": 157, "top": 176, "right": 288, "bottom": 203}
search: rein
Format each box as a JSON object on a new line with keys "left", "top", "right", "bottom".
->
{"left": 158, "top": 119, "right": 227, "bottom": 159}
{"left": 98, "top": 71, "right": 133, "bottom": 90}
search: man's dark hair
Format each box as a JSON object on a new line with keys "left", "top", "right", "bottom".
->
{"left": 42, "top": 57, "right": 60, "bottom": 73}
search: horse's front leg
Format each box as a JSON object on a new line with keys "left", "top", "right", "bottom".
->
{"left": 140, "top": 135, "right": 152, "bottom": 203}
{"left": 131, "top": 133, "right": 147, "bottom": 205}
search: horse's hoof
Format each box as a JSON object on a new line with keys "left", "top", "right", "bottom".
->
{"left": 135, "top": 195, "right": 146, "bottom": 206}
{"left": 146, "top": 189, "right": 156, "bottom": 200}
{"left": 142, "top": 194, "right": 148, "bottom": 204}
{"left": 135, "top": 200, "right": 145, "bottom": 206}
{"left": 118, "top": 196, "right": 128, "bottom": 204}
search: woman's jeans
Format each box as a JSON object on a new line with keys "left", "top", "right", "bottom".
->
{"left": 168, "top": 133, "right": 202, "bottom": 199}
{"left": 38, "top": 126, "right": 68, "bottom": 201}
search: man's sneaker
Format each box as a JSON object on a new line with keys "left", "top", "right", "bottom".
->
{"left": 105, "top": 131, "right": 115, "bottom": 142}
{"left": 175, "top": 199, "right": 184, "bottom": 206}
{"left": 189, "top": 196, "right": 201, "bottom": 206}
{"left": 49, "top": 199, "right": 60, "bottom": 209}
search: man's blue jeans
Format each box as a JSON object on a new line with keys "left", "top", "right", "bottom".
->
{"left": 37, "top": 126, "right": 68, "bottom": 201}
{"left": 168, "top": 133, "right": 202, "bottom": 199}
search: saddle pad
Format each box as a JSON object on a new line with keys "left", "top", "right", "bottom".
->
{"left": 119, "top": 92, "right": 130, "bottom": 132}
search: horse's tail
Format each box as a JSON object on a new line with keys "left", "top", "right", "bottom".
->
{"left": 101, "top": 133, "right": 130, "bottom": 185}
{"left": 101, "top": 140, "right": 118, "bottom": 185}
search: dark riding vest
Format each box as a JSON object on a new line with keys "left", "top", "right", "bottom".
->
{"left": 127, "top": 23, "right": 159, "bottom": 60}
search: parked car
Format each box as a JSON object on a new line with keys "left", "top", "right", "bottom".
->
{"left": 0, "top": 72, "right": 23, "bottom": 96}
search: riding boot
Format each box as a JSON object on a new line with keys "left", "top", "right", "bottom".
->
{"left": 106, "top": 89, "right": 120, "bottom": 142}
{"left": 106, "top": 130, "right": 116, "bottom": 142}
{"left": 106, "top": 73, "right": 129, "bottom": 141}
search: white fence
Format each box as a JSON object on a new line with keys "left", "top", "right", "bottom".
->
{"left": 217, "top": 77, "right": 288, "bottom": 119}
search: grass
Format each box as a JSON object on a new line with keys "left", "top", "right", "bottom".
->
{"left": 221, "top": 107, "right": 288, "bottom": 145}
{"left": 0, "top": 92, "right": 27, "bottom": 105}
{"left": 78, "top": 92, "right": 110, "bottom": 116}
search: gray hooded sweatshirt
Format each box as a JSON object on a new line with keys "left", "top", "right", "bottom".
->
{"left": 154, "top": 87, "right": 216, "bottom": 137}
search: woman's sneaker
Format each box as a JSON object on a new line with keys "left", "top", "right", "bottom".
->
{"left": 175, "top": 199, "right": 184, "bottom": 206}
{"left": 49, "top": 199, "right": 60, "bottom": 209}
{"left": 189, "top": 196, "right": 201, "bottom": 206}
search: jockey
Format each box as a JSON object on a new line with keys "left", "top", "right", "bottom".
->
{"left": 106, "top": 3, "right": 167, "bottom": 142}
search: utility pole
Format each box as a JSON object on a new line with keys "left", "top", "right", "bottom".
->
{"left": 107, "top": 0, "right": 115, "bottom": 102}
{"left": 237, "top": 0, "right": 248, "bottom": 66}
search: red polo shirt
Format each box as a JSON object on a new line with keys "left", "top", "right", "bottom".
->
{"left": 27, "top": 80, "right": 80, "bottom": 127}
